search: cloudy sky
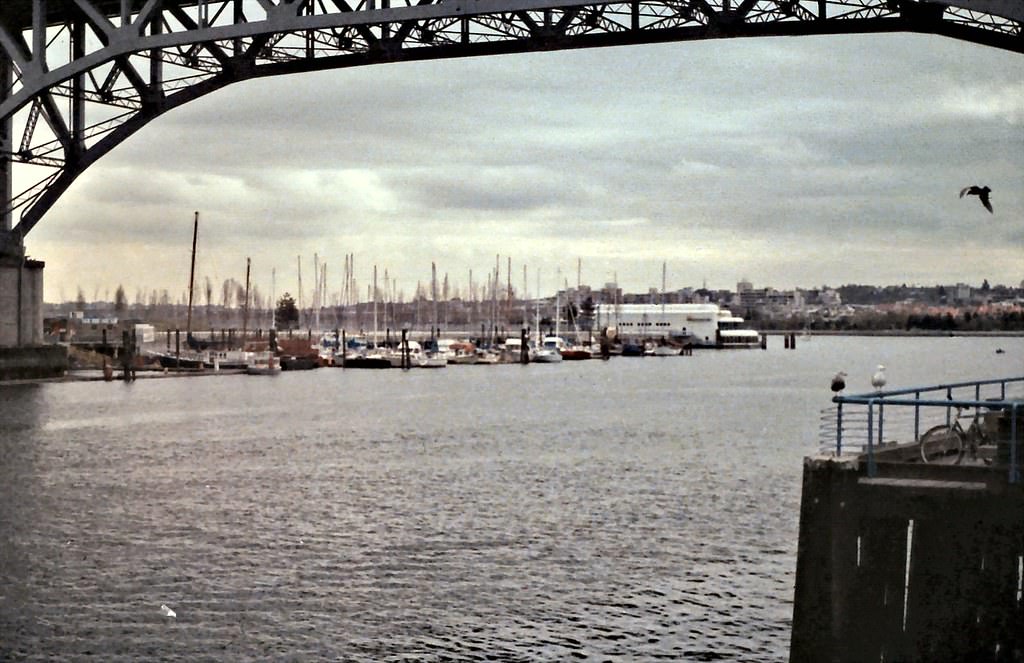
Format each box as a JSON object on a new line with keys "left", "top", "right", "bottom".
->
{"left": 24, "top": 30, "right": 1024, "bottom": 304}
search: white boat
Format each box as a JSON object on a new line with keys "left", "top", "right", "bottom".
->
{"left": 533, "top": 337, "right": 564, "bottom": 363}
{"left": 648, "top": 344, "right": 681, "bottom": 356}
{"left": 532, "top": 348, "right": 563, "bottom": 363}
{"left": 447, "top": 341, "right": 479, "bottom": 365}
{"left": 500, "top": 337, "right": 529, "bottom": 363}
{"left": 387, "top": 340, "right": 448, "bottom": 368}
{"left": 388, "top": 340, "right": 424, "bottom": 368}
{"left": 207, "top": 349, "right": 252, "bottom": 370}
{"left": 246, "top": 351, "right": 281, "bottom": 375}
{"left": 716, "top": 316, "right": 763, "bottom": 348}
{"left": 420, "top": 353, "right": 449, "bottom": 369}
{"left": 475, "top": 349, "right": 501, "bottom": 364}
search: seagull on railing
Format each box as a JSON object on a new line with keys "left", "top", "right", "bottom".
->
{"left": 831, "top": 371, "right": 847, "bottom": 394}
{"left": 871, "top": 365, "right": 887, "bottom": 391}
{"left": 959, "top": 185, "right": 993, "bottom": 213}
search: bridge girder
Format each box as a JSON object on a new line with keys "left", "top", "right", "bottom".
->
{"left": 0, "top": 0, "right": 1021, "bottom": 238}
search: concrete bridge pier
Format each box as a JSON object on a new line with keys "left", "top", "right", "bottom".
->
{"left": 1, "top": 52, "right": 65, "bottom": 378}
{"left": 0, "top": 237, "right": 63, "bottom": 379}
{"left": 0, "top": 236, "right": 44, "bottom": 347}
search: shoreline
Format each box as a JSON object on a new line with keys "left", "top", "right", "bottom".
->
{"left": 761, "top": 329, "right": 1024, "bottom": 338}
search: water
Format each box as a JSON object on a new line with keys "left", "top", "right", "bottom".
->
{"left": 1, "top": 336, "right": 1021, "bottom": 661}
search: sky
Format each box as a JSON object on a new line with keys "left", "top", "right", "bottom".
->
{"left": 22, "top": 30, "right": 1024, "bottom": 305}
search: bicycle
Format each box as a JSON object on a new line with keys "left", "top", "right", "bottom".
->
{"left": 918, "top": 406, "right": 990, "bottom": 464}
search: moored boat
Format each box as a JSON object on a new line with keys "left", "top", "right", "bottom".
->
{"left": 246, "top": 352, "right": 281, "bottom": 375}
{"left": 280, "top": 354, "right": 320, "bottom": 371}
{"left": 343, "top": 352, "right": 392, "bottom": 369}
{"left": 152, "top": 351, "right": 205, "bottom": 369}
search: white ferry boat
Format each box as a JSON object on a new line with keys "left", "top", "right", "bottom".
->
{"left": 595, "top": 303, "right": 762, "bottom": 349}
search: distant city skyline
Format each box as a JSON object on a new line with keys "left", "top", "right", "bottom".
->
{"left": 53, "top": 268, "right": 1018, "bottom": 308}
{"left": 21, "top": 32, "right": 1024, "bottom": 303}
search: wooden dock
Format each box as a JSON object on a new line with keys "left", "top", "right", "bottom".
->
{"left": 791, "top": 398, "right": 1024, "bottom": 662}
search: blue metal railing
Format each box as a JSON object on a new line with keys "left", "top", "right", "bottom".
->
{"left": 820, "top": 376, "right": 1024, "bottom": 483}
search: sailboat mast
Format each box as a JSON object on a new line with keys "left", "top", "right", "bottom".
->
{"left": 535, "top": 268, "right": 540, "bottom": 344}
{"left": 443, "top": 272, "right": 449, "bottom": 329}
{"left": 662, "top": 260, "right": 667, "bottom": 322}
{"left": 271, "top": 267, "right": 276, "bottom": 330}
{"left": 186, "top": 211, "right": 198, "bottom": 335}
{"left": 314, "top": 253, "right": 320, "bottom": 332}
{"left": 297, "top": 255, "right": 303, "bottom": 330}
{"left": 522, "top": 264, "right": 527, "bottom": 333}
{"left": 431, "top": 262, "right": 438, "bottom": 336}
{"left": 242, "top": 257, "right": 251, "bottom": 344}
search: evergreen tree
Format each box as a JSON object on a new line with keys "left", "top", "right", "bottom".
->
{"left": 275, "top": 293, "right": 300, "bottom": 330}
{"left": 114, "top": 285, "right": 127, "bottom": 316}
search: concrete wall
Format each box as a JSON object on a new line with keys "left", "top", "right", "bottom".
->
{"left": 0, "top": 345, "right": 67, "bottom": 380}
{"left": 790, "top": 457, "right": 1024, "bottom": 662}
{"left": 0, "top": 255, "right": 44, "bottom": 346}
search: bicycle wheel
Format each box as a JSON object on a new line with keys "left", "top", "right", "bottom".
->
{"left": 918, "top": 425, "right": 964, "bottom": 464}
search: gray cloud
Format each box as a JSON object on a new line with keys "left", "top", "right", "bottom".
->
{"left": 29, "top": 31, "right": 1024, "bottom": 301}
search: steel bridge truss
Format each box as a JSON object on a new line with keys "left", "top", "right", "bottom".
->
{"left": 0, "top": 0, "right": 1021, "bottom": 238}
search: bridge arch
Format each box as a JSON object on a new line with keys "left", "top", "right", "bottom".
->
{"left": 0, "top": 0, "right": 1021, "bottom": 242}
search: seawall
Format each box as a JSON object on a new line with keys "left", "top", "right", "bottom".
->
{"left": 0, "top": 345, "right": 68, "bottom": 381}
{"left": 790, "top": 455, "right": 1024, "bottom": 662}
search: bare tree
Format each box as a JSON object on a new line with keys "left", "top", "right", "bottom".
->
{"left": 204, "top": 276, "right": 213, "bottom": 327}
{"left": 221, "top": 279, "right": 234, "bottom": 309}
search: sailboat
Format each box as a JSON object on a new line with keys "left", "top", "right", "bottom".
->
{"left": 532, "top": 288, "right": 562, "bottom": 364}
{"left": 151, "top": 212, "right": 208, "bottom": 369}
{"left": 150, "top": 212, "right": 250, "bottom": 370}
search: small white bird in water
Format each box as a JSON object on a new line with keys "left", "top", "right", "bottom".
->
{"left": 160, "top": 604, "right": 176, "bottom": 619}
{"left": 830, "top": 371, "right": 847, "bottom": 394}
{"left": 871, "top": 365, "right": 887, "bottom": 391}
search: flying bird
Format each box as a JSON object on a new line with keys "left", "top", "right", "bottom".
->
{"left": 830, "top": 371, "right": 847, "bottom": 394}
{"left": 871, "top": 365, "right": 887, "bottom": 392}
{"left": 959, "top": 185, "right": 993, "bottom": 213}
{"left": 160, "top": 604, "right": 176, "bottom": 619}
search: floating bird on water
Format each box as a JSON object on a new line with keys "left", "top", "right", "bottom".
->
{"left": 830, "top": 371, "right": 847, "bottom": 394}
{"left": 160, "top": 604, "right": 176, "bottom": 619}
{"left": 959, "top": 185, "right": 993, "bottom": 213}
{"left": 871, "top": 365, "right": 887, "bottom": 391}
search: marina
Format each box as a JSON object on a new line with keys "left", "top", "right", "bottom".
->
{"left": 1, "top": 336, "right": 1021, "bottom": 660}
{"left": 0, "top": 0, "right": 1020, "bottom": 658}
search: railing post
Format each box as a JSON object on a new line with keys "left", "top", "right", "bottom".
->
{"left": 878, "top": 402, "right": 884, "bottom": 448}
{"left": 836, "top": 402, "right": 843, "bottom": 456}
{"left": 913, "top": 390, "right": 920, "bottom": 441}
{"left": 1011, "top": 403, "right": 1020, "bottom": 485}
{"left": 867, "top": 400, "right": 876, "bottom": 477}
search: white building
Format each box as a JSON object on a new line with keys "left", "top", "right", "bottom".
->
{"left": 595, "top": 303, "right": 761, "bottom": 348}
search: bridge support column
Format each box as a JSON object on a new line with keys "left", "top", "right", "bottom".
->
{"left": 2, "top": 50, "right": 12, "bottom": 234}
{"left": 1, "top": 53, "right": 47, "bottom": 353}
{"left": 0, "top": 242, "right": 44, "bottom": 348}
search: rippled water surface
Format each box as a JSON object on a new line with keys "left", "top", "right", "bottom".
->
{"left": 1, "top": 336, "right": 1021, "bottom": 661}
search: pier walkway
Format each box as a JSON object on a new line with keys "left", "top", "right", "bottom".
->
{"left": 791, "top": 376, "right": 1024, "bottom": 662}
